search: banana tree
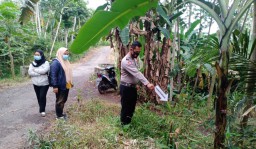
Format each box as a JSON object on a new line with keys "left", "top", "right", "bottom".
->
{"left": 70, "top": 0, "right": 158, "bottom": 54}
{"left": 185, "top": 0, "right": 254, "bottom": 148}
{"left": 19, "top": 0, "right": 40, "bottom": 35}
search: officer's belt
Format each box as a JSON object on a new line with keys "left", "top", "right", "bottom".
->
{"left": 120, "top": 81, "right": 136, "bottom": 88}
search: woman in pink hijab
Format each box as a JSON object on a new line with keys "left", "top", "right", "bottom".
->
{"left": 49, "top": 47, "right": 73, "bottom": 119}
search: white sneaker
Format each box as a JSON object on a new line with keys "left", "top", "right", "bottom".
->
{"left": 41, "top": 112, "right": 46, "bottom": 117}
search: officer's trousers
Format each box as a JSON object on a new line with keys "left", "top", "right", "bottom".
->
{"left": 120, "top": 84, "right": 137, "bottom": 125}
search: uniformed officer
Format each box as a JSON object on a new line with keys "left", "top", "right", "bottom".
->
{"left": 120, "top": 41, "right": 154, "bottom": 125}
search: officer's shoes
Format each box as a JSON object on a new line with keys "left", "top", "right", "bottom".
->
{"left": 56, "top": 114, "right": 67, "bottom": 120}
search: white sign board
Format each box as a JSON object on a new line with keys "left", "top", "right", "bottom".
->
{"left": 155, "top": 85, "right": 168, "bottom": 101}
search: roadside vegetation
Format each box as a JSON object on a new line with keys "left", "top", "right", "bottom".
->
{"left": 27, "top": 89, "right": 255, "bottom": 148}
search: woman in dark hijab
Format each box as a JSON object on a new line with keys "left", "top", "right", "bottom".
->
{"left": 28, "top": 50, "right": 50, "bottom": 117}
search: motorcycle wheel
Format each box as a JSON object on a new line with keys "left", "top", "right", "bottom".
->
{"left": 98, "top": 81, "right": 107, "bottom": 94}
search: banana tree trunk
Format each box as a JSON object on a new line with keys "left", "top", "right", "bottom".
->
{"left": 114, "top": 29, "right": 128, "bottom": 70}
{"left": 143, "top": 32, "right": 170, "bottom": 102}
{"left": 169, "top": 39, "right": 175, "bottom": 102}
{"left": 143, "top": 31, "right": 155, "bottom": 101}
{"left": 214, "top": 35, "right": 230, "bottom": 148}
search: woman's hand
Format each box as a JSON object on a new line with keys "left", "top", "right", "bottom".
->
{"left": 53, "top": 88, "right": 58, "bottom": 93}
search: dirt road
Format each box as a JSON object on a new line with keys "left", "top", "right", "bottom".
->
{"left": 0, "top": 46, "right": 117, "bottom": 149}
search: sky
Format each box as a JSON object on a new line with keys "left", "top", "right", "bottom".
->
{"left": 86, "top": 0, "right": 107, "bottom": 10}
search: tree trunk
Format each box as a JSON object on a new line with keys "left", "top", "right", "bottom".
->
{"left": 208, "top": 0, "right": 216, "bottom": 35}
{"left": 71, "top": 16, "right": 77, "bottom": 43}
{"left": 189, "top": 67, "right": 201, "bottom": 109}
{"left": 143, "top": 31, "right": 155, "bottom": 101}
{"left": 7, "top": 36, "right": 15, "bottom": 78}
{"left": 169, "top": 39, "right": 175, "bottom": 102}
{"left": 34, "top": 5, "right": 38, "bottom": 36}
{"left": 214, "top": 35, "right": 230, "bottom": 148}
{"left": 50, "top": 12, "right": 63, "bottom": 57}
{"left": 188, "top": 3, "right": 192, "bottom": 28}
{"left": 34, "top": 2, "right": 41, "bottom": 37}
{"left": 114, "top": 29, "right": 128, "bottom": 70}
{"left": 78, "top": 18, "right": 81, "bottom": 30}
{"left": 176, "top": 17, "right": 182, "bottom": 92}
{"left": 198, "top": 10, "right": 203, "bottom": 38}
{"left": 44, "top": 18, "right": 50, "bottom": 39}
{"left": 169, "top": 19, "right": 178, "bottom": 102}
{"left": 207, "top": 71, "right": 216, "bottom": 110}
{"left": 65, "top": 28, "right": 68, "bottom": 47}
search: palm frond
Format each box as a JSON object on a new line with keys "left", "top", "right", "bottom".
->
{"left": 230, "top": 54, "right": 256, "bottom": 94}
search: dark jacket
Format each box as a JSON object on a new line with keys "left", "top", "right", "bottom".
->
{"left": 49, "top": 59, "right": 67, "bottom": 90}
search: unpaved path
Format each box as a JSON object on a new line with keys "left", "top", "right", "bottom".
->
{"left": 0, "top": 46, "right": 119, "bottom": 149}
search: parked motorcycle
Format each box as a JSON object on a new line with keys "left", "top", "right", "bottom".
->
{"left": 97, "top": 66, "right": 117, "bottom": 94}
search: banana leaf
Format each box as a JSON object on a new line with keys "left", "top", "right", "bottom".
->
{"left": 120, "top": 27, "right": 129, "bottom": 46}
{"left": 18, "top": 0, "right": 40, "bottom": 25}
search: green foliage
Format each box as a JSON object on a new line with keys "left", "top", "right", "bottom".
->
{"left": 156, "top": 4, "right": 171, "bottom": 27}
{"left": 0, "top": 1, "right": 18, "bottom": 19}
{"left": 225, "top": 91, "right": 256, "bottom": 148}
{"left": 70, "top": 0, "right": 158, "bottom": 54}
{"left": 185, "top": 35, "right": 219, "bottom": 77}
{"left": 230, "top": 29, "right": 256, "bottom": 93}
{"left": 0, "top": 1, "right": 37, "bottom": 78}
{"left": 31, "top": 37, "right": 51, "bottom": 52}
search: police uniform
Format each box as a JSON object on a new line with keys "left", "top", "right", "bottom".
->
{"left": 120, "top": 54, "right": 149, "bottom": 125}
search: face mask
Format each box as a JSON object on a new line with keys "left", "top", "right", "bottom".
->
{"left": 63, "top": 54, "right": 69, "bottom": 60}
{"left": 34, "top": 55, "right": 41, "bottom": 61}
{"left": 132, "top": 51, "right": 140, "bottom": 58}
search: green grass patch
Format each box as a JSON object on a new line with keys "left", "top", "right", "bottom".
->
{"left": 27, "top": 98, "right": 219, "bottom": 148}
